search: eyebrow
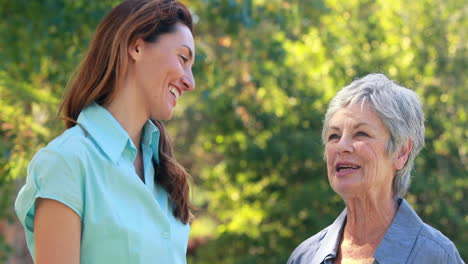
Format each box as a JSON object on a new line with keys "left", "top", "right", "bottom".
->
{"left": 353, "top": 122, "right": 370, "bottom": 129}
{"left": 329, "top": 122, "right": 370, "bottom": 132}
{"left": 182, "top": 44, "right": 193, "bottom": 61}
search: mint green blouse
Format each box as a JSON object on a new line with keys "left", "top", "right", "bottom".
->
{"left": 15, "top": 102, "right": 190, "bottom": 264}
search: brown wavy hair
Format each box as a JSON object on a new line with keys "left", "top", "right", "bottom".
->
{"left": 59, "top": 0, "right": 194, "bottom": 223}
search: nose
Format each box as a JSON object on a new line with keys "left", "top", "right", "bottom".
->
{"left": 336, "top": 134, "right": 354, "bottom": 154}
{"left": 181, "top": 69, "right": 195, "bottom": 91}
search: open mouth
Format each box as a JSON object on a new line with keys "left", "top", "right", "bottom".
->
{"left": 169, "top": 85, "right": 181, "bottom": 99}
{"left": 335, "top": 163, "right": 361, "bottom": 172}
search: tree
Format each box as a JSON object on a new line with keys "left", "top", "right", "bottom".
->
{"left": 183, "top": 0, "right": 467, "bottom": 262}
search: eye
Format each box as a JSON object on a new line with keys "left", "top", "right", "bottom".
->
{"left": 179, "top": 55, "right": 188, "bottom": 64}
{"left": 356, "top": 131, "right": 369, "bottom": 137}
{"left": 328, "top": 133, "right": 340, "bottom": 141}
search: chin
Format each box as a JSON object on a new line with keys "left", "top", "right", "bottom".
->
{"left": 335, "top": 189, "right": 360, "bottom": 200}
{"left": 152, "top": 110, "right": 173, "bottom": 121}
{"left": 165, "top": 112, "right": 174, "bottom": 120}
{"left": 159, "top": 116, "right": 172, "bottom": 121}
{"left": 331, "top": 180, "right": 363, "bottom": 199}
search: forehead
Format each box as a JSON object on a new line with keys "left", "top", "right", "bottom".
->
{"left": 329, "top": 102, "right": 386, "bottom": 130}
{"left": 159, "top": 23, "right": 194, "bottom": 51}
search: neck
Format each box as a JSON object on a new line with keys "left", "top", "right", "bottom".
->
{"left": 106, "top": 76, "right": 148, "bottom": 149}
{"left": 343, "top": 195, "right": 398, "bottom": 245}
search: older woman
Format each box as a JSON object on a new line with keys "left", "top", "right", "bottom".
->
{"left": 288, "top": 74, "right": 464, "bottom": 264}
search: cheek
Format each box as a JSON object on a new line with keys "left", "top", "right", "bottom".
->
{"left": 356, "top": 142, "right": 380, "bottom": 174}
{"left": 136, "top": 65, "right": 156, "bottom": 90}
{"left": 356, "top": 141, "right": 391, "bottom": 180}
{"left": 325, "top": 145, "right": 336, "bottom": 174}
{"left": 355, "top": 142, "right": 378, "bottom": 162}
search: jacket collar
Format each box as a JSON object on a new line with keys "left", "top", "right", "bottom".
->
{"left": 374, "top": 198, "right": 423, "bottom": 264}
{"left": 311, "top": 198, "right": 422, "bottom": 264}
{"left": 312, "top": 208, "right": 347, "bottom": 264}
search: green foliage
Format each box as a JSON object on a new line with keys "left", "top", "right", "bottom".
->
{"left": 0, "top": 235, "right": 11, "bottom": 263}
{"left": 1, "top": 0, "right": 466, "bottom": 262}
{"left": 184, "top": 0, "right": 467, "bottom": 262}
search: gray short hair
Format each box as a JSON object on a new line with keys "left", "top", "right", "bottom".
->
{"left": 321, "top": 73, "right": 425, "bottom": 198}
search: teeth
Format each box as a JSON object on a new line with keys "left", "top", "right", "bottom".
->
{"left": 337, "top": 165, "right": 360, "bottom": 172}
{"left": 169, "top": 85, "right": 180, "bottom": 99}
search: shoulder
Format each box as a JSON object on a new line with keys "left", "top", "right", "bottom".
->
{"left": 287, "top": 228, "right": 327, "bottom": 264}
{"left": 46, "top": 125, "right": 93, "bottom": 154}
{"left": 33, "top": 126, "right": 95, "bottom": 165}
{"left": 414, "top": 222, "right": 465, "bottom": 263}
{"left": 16, "top": 127, "right": 91, "bottom": 228}
{"left": 395, "top": 199, "right": 464, "bottom": 263}
{"left": 27, "top": 126, "right": 99, "bottom": 181}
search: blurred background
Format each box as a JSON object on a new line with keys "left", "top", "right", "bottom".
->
{"left": 1, "top": 0, "right": 467, "bottom": 263}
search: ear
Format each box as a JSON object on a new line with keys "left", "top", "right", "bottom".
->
{"left": 128, "top": 38, "right": 145, "bottom": 61}
{"left": 394, "top": 139, "right": 413, "bottom": 170}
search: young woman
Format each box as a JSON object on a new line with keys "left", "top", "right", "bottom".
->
{"left": 15, "top": 0, "right": 196, "bottom": 263}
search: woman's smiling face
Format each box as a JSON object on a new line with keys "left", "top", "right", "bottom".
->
{"left": 130, "top": 22, "right": 195, "bottom": 121}
{"left": 325, "top": 102, "right": 396, "bottom": 199}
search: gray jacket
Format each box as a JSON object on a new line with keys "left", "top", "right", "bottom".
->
{"left": 288, "top": 199, "right": 465, "bottom": 264}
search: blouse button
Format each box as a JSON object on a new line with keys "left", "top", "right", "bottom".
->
{"left": 162, "top": 232, "right": 169, "bottom": 239}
